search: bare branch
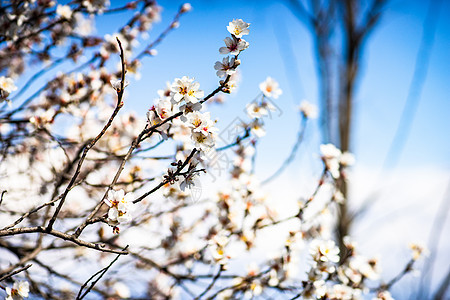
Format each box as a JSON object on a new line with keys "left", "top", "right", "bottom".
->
{"left": 0, "top": 264, "right": 32, "bottom": 282}
{"left": 46, "top": 38, "right": 127, "bottom": 232}
{"left": 76, "top": 245, "right": 129, "bottom": 300}
{"left": 0, "top": 226, "right": 128, "bottom": 255}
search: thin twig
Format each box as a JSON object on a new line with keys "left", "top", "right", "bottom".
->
{"left": 0, "top": 190, "right": 6, "bottom": 207}
{"left": 45, "top": 38, "right": 127, "bottom": 232}
{"left": 132, "top": 148, "right": 198, "bottom": 204}
{"left": 133, "top": 3, "right": 188, "bottom": 61}
{"left": 76, "top": 245, "right": 129, "bottom": 300}
{"left": 194, "top": 265, "right": 224, "bottom": 299}
{"left": 216, "top": 128, "right": 251, "bottom": 152}
{"left": 0, "top": 264, "right": 32, "bottom": 282}
{"left": 262, "top": 115, "right": 307, "bottom": 183}
{"left": 373, "top": 258, "right": 415, "bottom": 292}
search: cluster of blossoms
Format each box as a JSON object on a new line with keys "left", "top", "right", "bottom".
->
{"left": 409, "top": 242, "right": 429, "bottom": 260}
{"left": 209, "top": 233, "right": 231, "bottom": 265}
{"left": 104, "top": 189, "right": 133, "bottom": 230}
{"left": 5, "top": 281, "right": 29, "bottom": 300}
{"left": 165, "top": 150, "right": 205, "bottom": 193}
{"left": 244, "top": 76, "right": 283, "bottom": 137}
{"left": 320, "top": 143, "right": 355, "bottom": 179}
{"left": 302, "top": 240, "right": 341, "bottom": 299}
{"left": 146, "top": 76, "right": 218, "bottom": 151}
{"left": 133, "top": 19, "right": 252, "bottom": 205}
{"left": 147, "top": 19, "right": 253, "bottom": 159}
{"left": 214, "top": 19, "right": 250, "bottom": 93}
{"left": 300, "top": 237, "right": 384, "bottom": 299}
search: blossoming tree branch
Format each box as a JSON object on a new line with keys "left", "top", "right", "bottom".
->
{"left": 0, "top": 1, "right": 427, "bottom": 299}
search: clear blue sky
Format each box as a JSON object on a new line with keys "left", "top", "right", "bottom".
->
{"left": 94, "top": 0, "right": 450, "bottom": 177}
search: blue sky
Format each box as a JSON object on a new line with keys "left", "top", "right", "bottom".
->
{"left": 94, "top": 0, "right": 450, "bottom": 177}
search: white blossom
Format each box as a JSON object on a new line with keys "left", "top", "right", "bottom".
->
{"left": 249, "top": 119, "right": 266, "bottom": 137}
{"left": 310, "top": 240, "right": 340, "bottom": 263}
{"left": 56, "top": 5, "right": 73, "bottom": 19}
{"left": 155, "top": 98, "right": 174, "bottom": 120}
{"left": 219, "top": 36, "right": 249, "bottom": 55}
{"left": 186, "top": 111, "right": 217, "bottom": 136}
{"left": 340, "top": 152, "right": 355, "bottom": 167}
{"left": 104, "top": 189, "right": 133, "bottom": 226}
{"left": 113, "top": 282, "right": 130, "bottom": 299}
{"left": 191, "top": 131, "right": 215, "bottom": 151}
{"left": 259, "top": 77, "right": 282, "bottom": 99}
{"left": 6, "top": 281, "right": 29, "bottom": 300}
{"left": 29, "top": 108, "right": 55, "bottom": 129}
{"left": 409, "top": 242, "right": 429, "bottom": 260}
{"left": 299, "top": 100, "right": 318, "bottom": 119}
{"left": 373, "top": 290, "right": 394, "bottom": 300}
{"left": 214, "top": 56, "right": 238, "bottom": 78}
{"left": 146, "top": 106, "right": 170, "bottom": 139}
{"left": 181, "top": 3, "right": 192, "bottom": 13}
{"left": 170, "top": 76, "right": 204, "bottom": 104}
{"left": 320, "top": 144, "right": 341, "bottom": 160}
{"left": 246, "top": 100, "right": 275, "bottom": 119}
{"left": 210, "top": 234, "right": 229, "bottom": 264}
{"left": 179, "top": 101, "right": 202, "bottom": 121}
{"left": 110, "top": 79, "right": 129, "bottom": 92}
{"left": 247, "top": 102, "right": 266, "bottom": 119}
{"left": 220, "top": 78, "right": 239, "bottom": 94}
{"left": 157, "top": 81, "right": 172, "bottom": 99}
{"left": 227, "top": 19, "right": 250, "bottom": 38}
{"left": 320, "top": 143, "right": 342, "bottom": 179}
{"left": 74, "top": 12, "right": 94, "bottom": 36}
{"left": 328, "top": 284, "right": 354, "bottom": 300}
{"left": 351, "top": 256, "right": 380, "bottom": 280}
{"left": 0, "top": 76, "right": 18, "bottom": 98}
{"left": 180, "top": 171, "right": 198, "bottom": 191}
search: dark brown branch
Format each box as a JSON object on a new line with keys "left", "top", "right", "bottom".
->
{"left": 0, "top": 264, "right": 32, "bottom": 282}
{"left": 2, "top": 194, "right": 64, "bottom": 230}
{"left": 0, "top": 190, "right": 6, "bottom": 207}
{"left": 132, "top": 148, "right": 198, "bottom": 204}
{"left": 0, "top": 226, "right": 128, "bottom": 255}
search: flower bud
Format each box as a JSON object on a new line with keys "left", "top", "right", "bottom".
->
{"left": 181, "top": 3, "right": 192, "bottom": 13}
{"left": 148, "top": 49, "right": 158, "bottom": 56}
